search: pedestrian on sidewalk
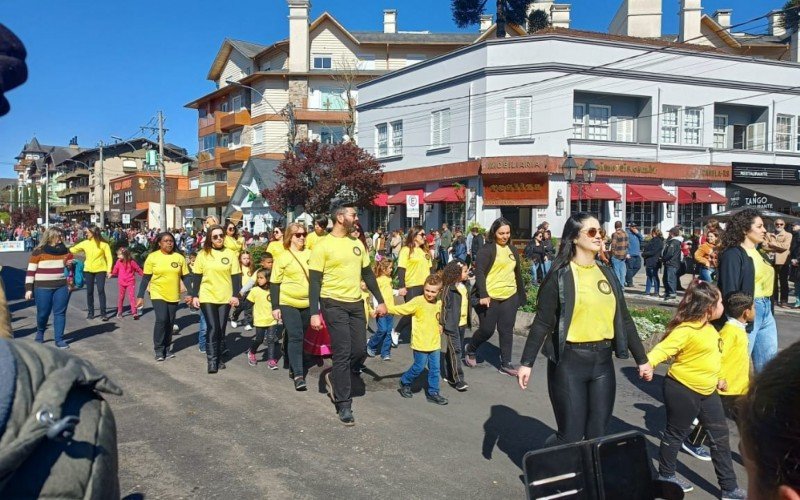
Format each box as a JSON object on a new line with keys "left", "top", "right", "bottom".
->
{"left": 71, "top": 226, "right": 113, "bottom": 321}
{"left": 763, "top": 218, "right": 792, "bottom": 308}
{"left": 694, "top": 231, "right": 719, "bottom": 283}
{"left": 610, "top": 221, "right": 629, "bottom": 286}
{"left": 111, "top": 247, "right": 142, "bottom": 319}
{"left": 625, "top": 223, "right": 644, "bottom": 287}
{"left": 662, "top": 227, "right": 683, "bottom": 301}
{"left": 642, "top": 227, "right": 664, "bottom": 296}
{"left": 24, "top": 227, "right": 73, "bottom": 347}
{"left": 790, "top": 221, "right": 800, "bottom": 308}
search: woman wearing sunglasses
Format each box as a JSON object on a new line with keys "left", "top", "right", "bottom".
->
{"left": 191, "top": 225, "right": 242, "bottom": 373}
{"left": 394, "top": 225, "right": 433, "bottom": 345}
{"left": 517, "top": 213, "right": 651, "bottom": 445}
{"left": 224, "top": 222, "right": 245, "bottom": 254}
{"left": 270, "top": 223, "right": 313, "bottom": 390}
{"left": 266, "top": 226, "right": 285, "bottom": 260}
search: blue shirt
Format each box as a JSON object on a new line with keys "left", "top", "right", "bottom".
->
{"left": 627, "top": 229, "right": 644, "bottom": 257}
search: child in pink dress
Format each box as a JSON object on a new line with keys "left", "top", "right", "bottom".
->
{"left": 111, "top": 247, "right": 143, "bottom": 319}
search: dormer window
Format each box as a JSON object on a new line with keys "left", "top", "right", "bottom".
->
{"left": 313, "top": 55, "right": 332, "bottom": 69}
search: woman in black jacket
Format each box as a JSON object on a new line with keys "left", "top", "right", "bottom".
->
{"left": 524, "top": 231, "right": 547, "bottom": 284}
{"left": 791, "top": 221, "right": 800, "bottom": 308}
{"left": 517, "top": 212, "right": 652, "bottom": 445}
{"left": 464, "top": 217, "right": 527, "bottom": 377}
{"left": 642, "top": 227, "right": 664, "bottom": 296}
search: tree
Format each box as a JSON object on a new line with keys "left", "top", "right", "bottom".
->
{"left": 451, "top": 0, "right": 531, "bottom": 38}
{"left": 10, "top": 206, "right": 39, "bottom": 227}
{"left": 21, "top": 185, "right": 29, "bottom": 206}
{"left": 781, "top": 0, "right": 800, "bottom": 33}
{"left": 262, "top": 140, "right": 383, "bottom": 216}
{"left": 30, "top": 183, "right": 38, "bottom": 212}
{"left": 332, "top": 57, "right": 361, "bottom": 140}
{"left": 527, "top": 9, "right": 549, "bottom": 33}
{"left": 40, "top": 182, "right": 47, "bottom": 215}
{"left": 10, "top": 187, "right": 18, "bottom": 210}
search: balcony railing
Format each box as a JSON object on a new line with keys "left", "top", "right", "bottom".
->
{"left": 197, "top": 147, "right": 228, "bottom": 171}
{"left": 58, "top": 167, "right": 90, "bottom": 181}
{"left": 219, "top": 110, "right": 251, "bottom": 131}
{"left": 56, "top": 203, "right": 91, "bottom": 213}
{"left": 175, "top": 182, "right": 232, "bottom": 206}
{"left": 57, "top": 185, "right": 91, "bottom": 198}
{"left": 219, "top": 146, "right": 251, "bottom": 166}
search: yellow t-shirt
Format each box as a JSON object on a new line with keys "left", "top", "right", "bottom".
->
{"left": 194, "top": 247, "right": 242, "bottom": 304}
{"left": 648, "top": 321, "right": 721, "bottom": 396}
{"left": 746, "top": 248, "right": 775, "bottom": 298}
{"left": 566, "top": 262, "right": 616, "bottom": 342}
{"left": 266, "top": 240, "right": 285, "bottom": 260}
{"left": 457, "top": 283, "right": 468, "bottom": 327}
{"left": 377, "top": 275, "right": 394, "bottom": 307}
{"left": 224, "top": 235, "right": 244, "bottom": 254}
{"left": 485, "top": 244, "right": 517, "bottom": 300}
{"left": 142, "top": 250, "right": 190, "bottom": 303}
{"left": 306, "top": 231, "right": 325, "bottom": 251}
{"left": 397, "top": 246, "right": 432, "bottom": 288}
{"left": 271, "top": 249, "right": 311, "bottom": 308}
{"left": 309, "top": 234, "right": 371, "bottom": 303}
{"left": 71, "top": 239, "right": 113, "bottom": 273}
{"left": 387, "top": 295, "right": 443, "bottom": 352}
{"left": 241, "top": 266, "right": 253, "bottom": 284}
{"left": 247, "top": 286, "right": 277, "bottom": 328}
{"left": 718, "top": 321, "right": 750, "bottom": 396}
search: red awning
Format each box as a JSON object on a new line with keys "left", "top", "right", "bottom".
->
{"left": 387, "top": 189, "right": 425, "bottom": 205}
{"left": 626, "top": 184, "right": 676, "bottom": 203}
{"left": 570, "top": 183, "right": 621, "bottom": 201}
{"left": 424, "top": 186, "right": 465, "bottom": 203}
{"left": 677, "top": 187, "right": 727, "bottom": 205}
{"left": 372, "top": 193, "right": 389, "bottom": 207}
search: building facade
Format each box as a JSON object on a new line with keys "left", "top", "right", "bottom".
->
{"left": 108, "top": 173, "right": 188, "bottom": 228}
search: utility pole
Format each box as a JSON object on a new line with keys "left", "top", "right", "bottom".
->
{"left": 158, "top": 111, "right": 167, "bottom": 231}
{"left": 98, "top": 140, "right": 105, "bottom": 228}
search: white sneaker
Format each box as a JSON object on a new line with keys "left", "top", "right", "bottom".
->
{"left": 230, "top": 320, "right": 238, "bottom": 328}
{"left": 390, "top": 331, "right": 399, "bottom": 347}
{"left": 244, "top": 324, "right": 252, "bottom": 331}
{"left": 172, "top": 324, "right": 179, "bottom": 332}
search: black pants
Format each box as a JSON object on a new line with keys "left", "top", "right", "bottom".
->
{"left": 200, "top": 303, "right": 230, "bottom": 364}
{"left": 231, "top": 300, "right": 253, "bottom": 326}
{"left": 658, "top": 377, "right": 737, "bottom": 491}
{"left": 775, "top": 263, "right": 791, "bottom": 303}
{"left": 394, "top": 285, "right": 423, "bottom": 343}
{"left": 546, "top": 343, "right": 616, "bottom": 444}
{"left": 84, "top": 271, "right": 107, "bottom": 317}
{"left": 441, "top": 326, "right": 466, "bottom": 384}
{"left": 280, "top": 305, "right": 310, "bottom": 377}
{"left": 686, "top": 394, "right": 740, "bottom": 446}
{"left": 320, "top": 298, "right": 367, "bottom": 410}
{"left": 250, "top": 325, "right": 279, "bottom": 360}
{"left": 469, "top": 295, "right": 517, "bottom": 364}
{"left": 152, "top": 299, "right": 178, "bottom": 357}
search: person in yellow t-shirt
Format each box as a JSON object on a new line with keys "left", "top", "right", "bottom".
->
{"left": 136, "top": 232, "right": 192, "bottom": 361}
{"left": 366, "top": 258, "right": 396, "bottom": 360}
{"left": 223, "top": 222, "right": 245, "bottom": 254}
{"left": 306, "top": 215, "right": 328, "bottom": 251}
{"left": 388, "top": 273, "right": 448, "bottom": 406}
{"left": 71, "top": 226, "right": 113, "bottom": 320}
{"left": 229, "top": 250, "right": 255, "bottom": 330}
{"left": 245, "top": 269, "right": 280, "bottom": 369}
{"left": 644, "top": 281, "right": 742, "bottom": 496}
{"left": 191, "top": 225, "right": 242, "bottom": 374}
{"left": 440, "top": 259, "right": 470, "bottom": 392}
{"left": 266, "top": 226, "right": 285, "bottom": 260}
{"left": 394, "top": 225, "right": 433, "bottom": 345}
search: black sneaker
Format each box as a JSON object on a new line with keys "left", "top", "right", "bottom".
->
{"left": 338, "top": 407, "right": 355, "bottom": 426}
{"left": 155, "top": 354, "right": 165, "bottom": 362}
{"left": 454, "top": 381, "right": 469, "bottom": 392}
{"left": 86, "top": 313, "right": 94, "bottom": 320}
{"left": 167, "top": 350, "right": 176, "bottom": 359}
{"left": 426, "top": 393, "right": 449, "bottom": 405}
{"left": 398, "top": 385, "right": 413, "bottom": 398}
{"left": 102, "top": 315, "right": 110, "bottom": 322}
{"left": 294, "top": 376, "right": 308, "bottom": 391}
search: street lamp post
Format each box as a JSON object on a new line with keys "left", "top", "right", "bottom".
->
{"left": 561, "top": 156, "right": 597, "bottom": 213}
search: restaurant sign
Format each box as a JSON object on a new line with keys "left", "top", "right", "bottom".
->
{"left": 482, "top": 173, "right": 549, "bottom": 206}
{"left": 727, "top": 184, "right": 788, "bottom": 212}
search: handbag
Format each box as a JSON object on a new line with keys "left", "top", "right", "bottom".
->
{"left": 287, "top": 250, "right": 333, "bottom": 357}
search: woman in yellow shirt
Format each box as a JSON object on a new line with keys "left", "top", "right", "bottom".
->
{"left": 223, "top": 222, "right": 245, "bottom": 254}
{"left": 266, "top": 226, "right": 285, "bottom": 260}
{"left": 136, "top": 232, "right": 192, "bottom": 361}
{"left": 464, "top": 217, "right": 527, "bottom": 376}
{"left": 270, "top": 222, "right": 312, "bottom": 391}
{"left": 394, "top": 225, "right": 433, "bottom": 345}
{"left": 191, "top": 225, "right": 242, "bottom": 373}
{"left": 518, "top": 213, "right": 651, "bottom": 445}
{"left": 71, "top": 226, "right": 113, "bottom": 321}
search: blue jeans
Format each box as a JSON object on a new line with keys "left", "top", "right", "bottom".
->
{"left": 34, "top": 286, "right": 70, "bottom": 343}
{"left": 198, "top": 309, "right": 207, "bottom": 351}
{"left": 625, "top": 255, "right": 642, "bottom": 286}
{"left": 401, "top": 349, "right": 441, "bottom": 395}
{"left": 698, "top": 267, "right": 714, "bottom": 283}
{"left": 531, "top": 260, "right": 551, "bottom": 283}
{"left": 645, "top": 266, "right": 660, "bottom": 295}
{"left": 663, "top": 266, "right": 678, "bottom": 298}
{"left": 611, "top": 257, "right": 627, "bottom": 286}
{"left": 367, "top": 315, "right": 394, "bottom": 357}
{"left": 749, "top": 297, "right": 778, "bottom": 373}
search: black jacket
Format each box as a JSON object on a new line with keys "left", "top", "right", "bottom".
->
{"left": 520, "top": 263, "right": 647, "bottom": 367}
{"left": 661, "top": 237, "right": 682, "bottom": 268}
{"left": 642, "top": 236, "right": 664, "bottom": 268}
{"left": 474, "top": 242, "right": 526, "bottom": 307}
{"left": 717, "top": 245, "right": 771, "bottom": 301}
{"left": 470, "top": 233, "right": 484, "bottom": 257}
{"left": 440, "top": 284, "right": 466, "bottom": 334}
{"left": 790, "top": 229, "right": 800, "bottom": 261}
{"left": 524, "top": 240, "right": 546, "bottom": 263}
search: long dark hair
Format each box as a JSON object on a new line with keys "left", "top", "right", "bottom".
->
{"left": 203, "top": 224, "right": 225, "bottom": 255}
{"left": 663, "top": 281, "right": 720, "bottom": 338}
{"left": 486, "top": 217, "right": 512, "bottom": 244}
{"left": 544, "top": 212, "right": 595, "bottom": 279}
{"left": 720, "top": 208, "right": 761, "bottom": 251}
{"left": 86, "top": 225, "right": 103, "bottom": 245}
{"left": 403, "top": 225, "right": 428, "bottom": 252}
{"left": 225, "top": 222, "right": 239, "bottom": 239}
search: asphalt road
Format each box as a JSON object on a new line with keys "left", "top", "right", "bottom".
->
{"left": 3, "top": 251, "right": 799, "bottom": 499}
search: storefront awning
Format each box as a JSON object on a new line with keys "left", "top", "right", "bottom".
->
{"left": 733, "top": 183, "right": 800, "bottom": 205}
{"left": 424, "top": 186, "right": 465, "bottom": 203}
{"left": 387, "top": 189, "right": 424, "bottom": 205}
{"left": 626, "top": 184, "right": 676, "bottom": 203}
{"left": 677, "top": 187, "right": 726, "bottom": 205}
{"left": 129, "top": 209, "right": 147, "bottom": 220}
{"left": 372, "top": 193, "right": 389, "bottom": 207}
{"left": 570, "top": 182, "right": 621, "bottom": 201}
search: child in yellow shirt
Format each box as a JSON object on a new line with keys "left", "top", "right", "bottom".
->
{"left": 246, "top": 269, "right": 280, "bottom": 370}
{"left": 388, "top": 273, "right": 447, "bottom": 405}
{"left": 366, "top": 259, "right": 396, "bottom": 361}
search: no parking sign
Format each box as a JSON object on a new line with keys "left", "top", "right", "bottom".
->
{"left": 406, "top": 195, "right": 419, "bottom": 218}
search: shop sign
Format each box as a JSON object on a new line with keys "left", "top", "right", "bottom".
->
{"left": 122, "top": 214, "right": 131, "bottom": 224}
{"left": 732, "top": 163, "right": 800, "bottom": 185}
{"left": 482, "top": 173, "right": 549, "bottom": 206}
{"left": 727, "top": 185, "right": 788, "bottom": 211}
{"left": 113, "top": 178, "right": 132, "bottom": 191}
{"left": 593, "top": 161, "right": 730, "bottom": 181}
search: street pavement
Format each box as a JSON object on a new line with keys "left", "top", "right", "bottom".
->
{"left": 3, "top": 251, "right": 799, "bottom": 499}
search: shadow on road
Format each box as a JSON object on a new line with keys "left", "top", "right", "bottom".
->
{"left": 621, "top": 366, "right": 665, "bottom": 402}
{"left": 481, "top": 404, "right": 552, "bottom": 469}
{"left": 463, "top": 335, "right": 502, "bottom": 370}
{"left": 66, "top": 322, "right": 118, "bottom": 343}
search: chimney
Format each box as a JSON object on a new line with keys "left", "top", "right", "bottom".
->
{"left": 609, "top": 0, "right": 662, "bottom": 38}
{"left": 712, "top": 8, "right": 731, "bottom": 30}
{"left": 550, "top": 4, "right": 571, "bottom": 29}
{"left": 769, "top": 9, "right": 786, "bottom": 37}
{"left": 479, "top": 14, "right": 493, "bottom": 33}
{"left": 528, "top": 0, "right": 554, "bottom": 18}
{"left": 383, "top": 9, "right": 397, "bottom": 34}
{"left": 288, "top": 0, "right": 311, "bottom": 73}
{"left": 679, "top": 0, "right": 703, "bottom": 43}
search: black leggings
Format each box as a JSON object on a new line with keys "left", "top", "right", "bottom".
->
{"left": 250, "top": 325, "right": 279, "bottom": 360}
{"left": 546, "top": 343, "right": 616, "bottom": 445}
{"left": 280, "top": 305, "right": 310, "bottom": 377}
{"left": 394, "top": 285, "right": 423, "bottom": 342}
{"left": 231, "top": 300, "right": 253, "bottom": 325}
{"left": 469, "top": 295, "right": 517, "bottom": 364}
{"left": 441, "top": 326, "right": 466, "bottom": 384}
{"left": 84, "top": 271, "right": 107, "bottom": 317}
{"left": 200, "top": 303, "right": 230, "bottom": 363}
{"left": 152, "top": 299, "right": 178, "bottom": 357}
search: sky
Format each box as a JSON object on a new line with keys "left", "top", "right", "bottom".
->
{"left": 0, "top": 0, "right": 782, "bottom": 178}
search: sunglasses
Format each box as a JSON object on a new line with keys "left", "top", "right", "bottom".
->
{"left": 775, "top": 223, "right": 785, "bottom": 226}
{"left": 211, "top": 234, "right": 224, "bottom": 240}
{"left": 417, "top": 232, "right": 426, "bottom": 236}
{"left": 227, "top": 227, "right": 235, "bottom": 231}
{"left": 293, "top": 232, "right": 307, "bottom": 238}
{"left": 582, "top": 228, "right": 600, "bottom": 238}
{"left": 273, "top": 230, "right": 281, "bottom": 234}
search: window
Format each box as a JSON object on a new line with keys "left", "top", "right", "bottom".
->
{"left": 504, "top": 97, "right": 532, "bottom": 138}
{"left": 678, "top": 202, "right": 711, "bottom": 230}
{"left": 442, "top": 202, "right": 465, "bottom": 230}
{"left": 587, "top": 105, "right": 610, "bottom": 141}
{"left": 219, "top": 134, "right": 229, "bottom": 148}
{"left": 368, "top": 206, "right": 389, "bottom": 231}
{"left": 683, "top": 107, "right": 702, "bottom": 146}
{"left": 220, "top": 101, "right": 229, "bottom": 112}
{"left": 776, "top": 114, "right": 793, "bottom": 151}
{"left": 124, "top": 191, "right": 133, "bottom": 203}
{"left": 356, "top": 54, "right": 375, "bottom": 70}
{"left": 713, "top": 115, "right": 728, "bottom": 149}
{"left": 570, "top": 199, "right": 605, "bottom": 224}
{"left": 614, "top": 116, "right": 635, "bottom": 142}
{"left": 199, "top": 134, "right": 217, "bottom": 159}
{"left": 376, "top": 124, "right": 388, "bottom": 157}
{"left": 320, "top": 126, "right": 345, "bottom": 144}
{"left": 661, "top": 105, "right": 680, "bottom": 144}
{"left": 252, "top": 125, "right": 263, "bottom": 145}
{"left": 375, "top": 121, "right": 403, "bottom": 158}
{"left": 112, "top": 193, "right": 120, "bottom": 205}
{"left": 573, "top": 104, "right": 585, "bottom": 139}
{"left": 391, "top": 121, "right": 403, "bottom": 156}
{"left": 260, "top": 62, "right": 271, "bottom": 71}
{"left": 122, "top": 159, "right": 137, "bottom": 171}
{"left": 232, "top": 94, "right": 242, "bottom": 111}
{"left": 430, "top": 109, "right": 451, "bottom": 148}
{"left": 746, "top": 122, "right": 766, "bottom": 151}
{"left": 229, "top": 130, "right": 241, "bottom": 148}
{"left": 320, "top": 88, "right": 346, "bottom": 111}
{"left": 625, "top": 202, "right": 657, "bottom": 230}
{"left": 312, "top": 54, "right": 332, "bottom": 69}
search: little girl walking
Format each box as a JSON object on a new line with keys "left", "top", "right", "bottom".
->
{"left": 644, "top": 281, "right": 744, "bottom": 499}
{"left": 440, "top": 259, "right": 469, "bottom": 392}
{"left": 111, "top": 247, "right": 143, "bottom": 319}
{"left": 366, "top": 258, "right": 395, "bottom": 361}
{"left": 246, "top": 269, "right": 280, "bottom": 369}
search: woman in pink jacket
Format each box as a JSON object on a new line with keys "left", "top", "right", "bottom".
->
{"left": 111, "top": 247, "right": 143, "bottom": 319}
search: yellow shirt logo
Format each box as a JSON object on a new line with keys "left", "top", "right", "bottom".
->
{"left": 597, "top": 280, "right": 612, "bottom": 295}
{"left": 221, "top": 257, "right": 230, "bottom": 265}
{"left": 170, "top": 262, "right": 179, "bottom": 268}
{"left": 508, "top": 253, "right": 515, "bottom": 260}
{"left": 424, "top": 253, "right": 431, "bottom": 260}
{"left": 352, "top": 247, "right": 362, "bottom": 256}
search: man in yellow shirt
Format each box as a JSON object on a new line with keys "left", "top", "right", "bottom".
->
{"left": 309, "top": 205, "right": 387, "bottom": 426}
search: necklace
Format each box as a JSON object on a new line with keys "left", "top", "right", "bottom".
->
{"left": 574, "top": 261, "right": 597, "bottom": 270}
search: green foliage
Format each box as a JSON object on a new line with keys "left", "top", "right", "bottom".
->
{"left": 10, "top": 187, "right": 18, "bottom": 209}
{"left": 40, "top": 184, "right": 47, "bottom": 214}
{"left": 527, "top": 9, "right": 549, "bottom": 33}
{"left": 467, "top": 221, "right": 486, "bottom": 235}
{"left": 0, "top": 212, "right": 9, "bottom": 224}
{"left": 21, "top": 185, "right": 30, "bottom": 206}
{"left": 781, "top": 0, "right": 800, "bottom": 33}
{"left": 248, "top": 244, "right": 270, "bottom": 265}
{"left": 519, "top": 258, "right": 539, "bottom": 313}
{"left": 630, "top": 307, "right": 670, "bottom": 341}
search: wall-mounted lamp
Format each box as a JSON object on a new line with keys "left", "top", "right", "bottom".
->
{"left": 667, "top": 204, "right": 675, "bottom": 218}
{"left": 613, "top": 200, "right": 622, "bottom": 217}
{"left": 555, "top": 189, "right": 564, "bottom": 216}
{"left": 387, "top": 206, "right": 396, "bottom": 216}
{"left": 424, "top": 204, "right": 433, "bottom": 214}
